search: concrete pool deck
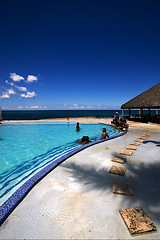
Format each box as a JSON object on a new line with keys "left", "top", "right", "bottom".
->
{"left": 0, "top": 125, "right": 160, "bottom": 239}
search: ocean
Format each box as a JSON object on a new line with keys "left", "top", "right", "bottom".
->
{"left": 1, "top": 109, "right": 158, "bottom": 121}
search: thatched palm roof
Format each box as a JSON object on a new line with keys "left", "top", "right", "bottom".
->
{"left": 121, "top": 83, "right": 160, "bottom": 109}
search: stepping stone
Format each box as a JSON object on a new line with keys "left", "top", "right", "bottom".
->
{"left": 113, "top": 181, "right": 133, "bottom": 195}
{"left": 135, "top": 139, "right": 144, "bottom": 143}
{"left": 142, "top": 135, "right": 148, "bottom": 138}
{"left": 149, "top": 131, "right": 155, "bottom": 134}
{"left": 126, "top": 146, "right": 137, "bottom": 150}
{"left": 129, "top": 142, "right": 140, "bottom": 146}
{"left": 138, "top": 137, "right": 147, "bottom": 140}
{"left": 109, "top": 165, "right": 126, "bottom": 176}
{"left": 111, "top": 157, "right": 126, "bottom": 164}
{"left": 120, "top": 150, "right": 133, "bottom": 156}
{"left": 142, "top": 133, "right": 149, "bottom": 137}
{"left": 119, "top": 207, "right": 157, "bottom": 235}
{"left": 142, "top": 135, "right": 150, "bottom": 138}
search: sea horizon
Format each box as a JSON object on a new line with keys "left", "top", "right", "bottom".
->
{"left": 1, "top": 109, "right": 158, "bottom": 121}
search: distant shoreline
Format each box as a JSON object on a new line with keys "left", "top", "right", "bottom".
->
{"left": 3, "top": 116, "right": 160, "bottom": 130}
{"left": 1, "top": 109, "right": 159, "bottom": 121}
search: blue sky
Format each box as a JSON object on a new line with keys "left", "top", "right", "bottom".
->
{"left": 0, "top": 0, "right": 160, "bottom": 110}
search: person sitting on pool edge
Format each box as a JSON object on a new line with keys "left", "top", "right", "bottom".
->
{"left": 111, "top": 112, "right": 119, "bottom": 125}
{"left": 76, "top": 122, "right": 80, "bottom": 131}
{"left": 115, "top": 118, "right": 129, "bottom": 131}
{"left": 123, "top": 119, "right": 129, "bottom": 130}
{"left": 100, "top": 128, "right": 109, "bottom": 139}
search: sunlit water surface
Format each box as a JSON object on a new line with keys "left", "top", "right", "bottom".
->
{"left": 0, "top": 122, "right": 122, "bottom": 205}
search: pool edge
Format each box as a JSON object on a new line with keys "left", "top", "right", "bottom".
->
{"left": 0, "top": 130, "right": 127, "bottom": 227}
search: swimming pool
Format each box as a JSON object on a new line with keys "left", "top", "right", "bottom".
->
{"left": 0, "top": 122, "right": 123, "bottom": 206}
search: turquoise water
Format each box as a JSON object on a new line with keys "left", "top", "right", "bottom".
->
{"left": 0, "top": 122, "right": 122, "bottom": 205}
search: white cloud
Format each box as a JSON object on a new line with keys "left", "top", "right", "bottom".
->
{"left": 26, "top": 75, "right": 38, "bottom": 83}
{"left": 7, "top": 89, "right": 16, "bottom": 95}
{"left": 5, "top": 80, "right": 14, "bottom": 86}
{"left": 1, "top": 93, "right": 10, "bottom": 98}
{"left": 10, "top": 73, "right": 24, "bottom": 82}
{"left": 6, "top": 81, "right": 27, "bottom": 92}
{"left": 49, "top": 103, "right": 120, "bottom": 110}
{"left": 86, "top": 105, "right": 94, "bottom": 109}
{"left": 3, "top": 74, "right": 37, "bottom": 100}
{"left": 20, "top": 91, "right": 37, "bottom": 98}
{"left": 0, "top": 88, "right": 16, "bottom": 99}
{"left": 16, "top": 86, "right": 27, "bottom": 92}
{"left": 30, "top": 106, "right": 41, "bottom": 109}
{"left": 70, "top": 104, "right": 85, "bottom": 109}
{"left": 18, "top": 106, "right": 43, "bottom": 109}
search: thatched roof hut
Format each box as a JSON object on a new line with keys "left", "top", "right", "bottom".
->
{"left": 121, "top": 83, "right": 160, "bottom": 110}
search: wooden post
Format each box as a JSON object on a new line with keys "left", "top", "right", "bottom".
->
{"left": 129, "top": 109, "right": 131, "bottom": 118}
{"left": 148, "top": 108, "right": 151, "bottom": 116}
{"left": 140, "top": 108, "right": 143, "bottom": 116}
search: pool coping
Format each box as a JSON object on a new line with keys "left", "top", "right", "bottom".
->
{"left": 0, "top": 130, "right": 127, "bottom": 227}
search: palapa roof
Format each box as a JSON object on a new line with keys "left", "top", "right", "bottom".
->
{"left": 121, "top": 83, "right": 160, "bottom": 109}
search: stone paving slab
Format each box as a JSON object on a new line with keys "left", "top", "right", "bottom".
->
{"left": 126, "top": 146, "right": 137, "bottom": 150}
{"left": 149, "top": 131, "right": 155, "bottom": 134}
{"left": 119, "top": 207, "right": 157, "bottom": 235}
{"left": 138, "top": 137, "right": 147, "bottom": 140}
{"left": 113, "top": 181, "right": 133, "bottom": 195}
{"left": 129, "top": 142, "right": 140, "bottom": 146}
{"left": 109, "top": 165, "right": 126, "bottom": 176}
{"left": 142, "top": 134, "right": 149, "bottom": 137}
{"left": 135, "top": 139, "right": 144, "bottom": 143}
{"left": 111, "top": 157, "right": 126, "bottom": 164}
{"left": 120, "top": 150, "right": 133, "bottom": 156}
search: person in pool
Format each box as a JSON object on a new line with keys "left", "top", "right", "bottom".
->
{"left": 78, "top": 136, "right": 91, "bottom": 144}
{"left": 66, "top": 111, "right": 69, "bottom": 121}
{"left": 76, "top": 122, "right": 80, "bottom": 131}
{"left": 100, "top": 128, "right": 109, "bottom": 139}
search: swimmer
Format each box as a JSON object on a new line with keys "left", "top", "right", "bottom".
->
{"left": 76, "top": 122, "right": 80, "bottom": 131}
{"left": 100, "top": 128, "right": 109, "bottom": 139}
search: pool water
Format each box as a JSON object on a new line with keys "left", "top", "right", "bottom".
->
{"left": 0, "top": 122, "right": 122, "bottom": 205}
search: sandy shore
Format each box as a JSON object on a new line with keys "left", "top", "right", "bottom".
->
{"left": 3, "top": 117, "right": 160, "bottom": 130}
